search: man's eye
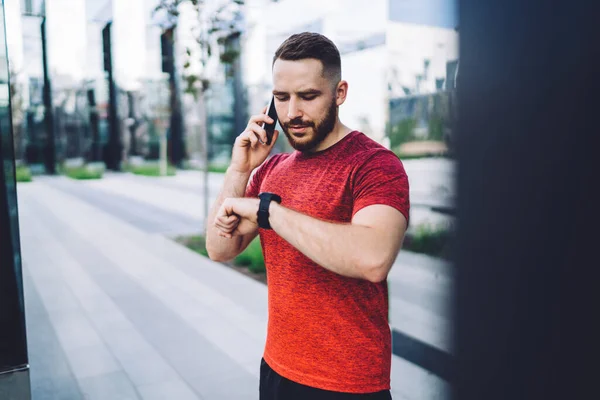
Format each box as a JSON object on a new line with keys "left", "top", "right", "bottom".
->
{"left": 275, "top": 96, "right": 288, "bottom": 102}
{"left": 302, "top": 96, "right": 317, "bottom": 101}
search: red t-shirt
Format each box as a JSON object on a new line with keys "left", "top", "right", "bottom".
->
{"left": 246, "top": 130, "right": 410, "bottom": 393}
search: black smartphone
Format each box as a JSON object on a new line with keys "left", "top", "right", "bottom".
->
{"left": 262, "top": 96, "right": 278, "bottom": 145}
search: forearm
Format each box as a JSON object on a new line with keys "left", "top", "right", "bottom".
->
{"left": 268, "top": 203, "right": 395, "bottom": 282}
{"left": 205, "top": 168, "right": 252, "bottom": 261}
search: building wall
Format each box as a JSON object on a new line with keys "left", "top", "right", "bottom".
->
{"left": 85, "top": 0, "right": 164, "bottom": 86}
{"left": 112, "top": 0, "right": 148, "bottom": 91}
{"left": 46, "top": 0, "right": 87, "bottom": 86}
{"left": 389, "top": 0, "right": 458, "bottom": 29}
{"left": 386, "top": 22, "right": 458, "bottom": 97}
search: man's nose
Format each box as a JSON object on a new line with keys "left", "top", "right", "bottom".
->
{"left": 287, "top": 99, "right": 302, "bottom": 120}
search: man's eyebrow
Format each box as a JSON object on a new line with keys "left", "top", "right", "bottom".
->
{"left": 272, "top": 89, "right": 322, "bottom": 96}
{"left": 297, "top": 89, "right": 322, "bottom": 96}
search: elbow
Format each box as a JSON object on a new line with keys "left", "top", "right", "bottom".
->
{"left": 207, "top": 251, "right": 225, "bottom": 262}
{"left": 362, "top": 258, "right": 392, "bottom": 283}
{"left": 365, "top": 269, "right": 388, "bottom": 284}
{"left": 205, "top": 240, "right": 234, "bottom": 263}
{"left": 206, "top": 247, "right": 233, "bottom": 263}
{"left": 208, "top": 252, "right": 233, "bottom": 263}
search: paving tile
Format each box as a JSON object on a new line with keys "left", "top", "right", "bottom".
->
{"left": 22, "top": 270, "right": 83, "bottom": 399}
{"left": 136, "top": 379, "right": 201, "bottom": 400}
{"left": 192, "top": 368, "right": 258, "bottom": 400}
{"left": 46, "top": 178, "right": 202, "bottom": 235}
{"left": 391, "top": 355, "right": 449, "bottom": 400}
{"left": 65, "top": 345, "right": 122, "bottom": 380}
{"left": 99, "top": 326, "right": 157, "bottom": 359}
{"left": 35, "top": 283, "right": 81, "bottom": 315}
{"left": 51, "top": 310, "right": 105, "bottom": 352}
{"left": 118, "top": 351, "right": 180, "bottom": 387}
{"left": 78, "top": 371, "right": 141, "bottom": 400}
{"left": 77, "top": 293, "right": 118, "bottom": 314}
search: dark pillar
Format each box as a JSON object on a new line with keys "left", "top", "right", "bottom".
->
{"left": 0, "top": 4, "right": 30, "bottom": 397}
{"left": 102, "top": 22, "right": 121, "bottom": 170}
{"left": 161, "top": 28, "right": 184, "bottom": 168}
{"left": 127, "top": 92, "right": 139, "bottom": 156}
{"left": 455, "top": 0, "right": 599, "bottom": 399}
{"left": 40, "top": 17, "right": 55, "bottom": 174}
{"left": 229, "top": 32, "right": 246, "bottom": 142}
{"left": 86, "top": 88, "right": 101, "bottom": 162}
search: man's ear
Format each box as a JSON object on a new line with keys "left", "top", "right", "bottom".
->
{"left": 335, "top": 80, "right": 348, "bottom": 106}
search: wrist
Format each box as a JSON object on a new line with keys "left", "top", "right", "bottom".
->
{"left": 268, "top": 201, "right": 283, "bottom": 229}
{"left": 226, "top": 166, "right": 252, "bottom": 179}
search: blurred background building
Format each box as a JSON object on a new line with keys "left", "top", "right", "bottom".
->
{"left": 4, "top": 0, "right": 458, "bottom": 171}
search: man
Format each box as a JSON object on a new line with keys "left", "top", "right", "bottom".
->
{"left": 206, "top": 32, "right": 409, "bottom": 399}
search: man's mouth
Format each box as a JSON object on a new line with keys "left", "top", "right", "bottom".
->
{"left": 289, "top": 125, "right": 309, "bottom": 134}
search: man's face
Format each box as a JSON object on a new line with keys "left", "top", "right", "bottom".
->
{"left": 272, "top": 58, "right": 339, "bottom": 152}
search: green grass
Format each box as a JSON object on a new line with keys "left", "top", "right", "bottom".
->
{"left": 182, "top": 163, "right": 229, "bottom": 174}
{"left": 15, "top": 166, "right": 32, "bottom": 182}
{"left": 62, "top": 166, "right": 103, "bottom": 180}
{"left": 176, "top": 234, "right": 265, "bottom": 273}
{"left": 208, "top": 164, "right": 229, "bottom": 173}
{"left": 180, "top": 235, "right": 209, "bottom": 257}
{"left": 128, "top": 164, "right": 176, "bottom": 176}
{"left": 403, "top": 224, "right": 453, "bottom": 260}
{"left": 395, "top": 152, "right": 451, "bottom": 160}
{"left": 234, "top": 237, "right": 265, "bottom": 273}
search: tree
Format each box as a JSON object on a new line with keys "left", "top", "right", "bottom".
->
{"left": 152, "top": 0, "right": 245, "bottom": 229}
{"left": 154, "top": 0, "right": 244, "bottom": 93}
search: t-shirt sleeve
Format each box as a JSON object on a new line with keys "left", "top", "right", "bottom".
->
{"left": 352, "top": 149, "right": 410, "bottom": 224}
{"left": 245, "top": 165, "right": 265, "bottom": 198}
{"left": 245, "top": 154, "right": 281, "bottom": 198}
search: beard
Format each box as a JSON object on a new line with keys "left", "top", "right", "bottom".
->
{"left": 281, "top": 99, "right": 338, "bottom": 152}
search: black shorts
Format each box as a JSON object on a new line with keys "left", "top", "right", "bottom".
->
{"left": 259, "top": 358, "right": 392, "bottom": 400}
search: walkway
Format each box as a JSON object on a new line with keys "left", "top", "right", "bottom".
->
{"left": 17, "top": 172, "right": 452, "bottom": 399}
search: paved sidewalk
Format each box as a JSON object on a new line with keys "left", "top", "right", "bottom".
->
{"left": 17, "top": 173, "right": 451, "bottom": 399}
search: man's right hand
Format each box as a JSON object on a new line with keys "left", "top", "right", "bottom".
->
{"left": 229, "top": 108, "right": 280, "bottom": 174}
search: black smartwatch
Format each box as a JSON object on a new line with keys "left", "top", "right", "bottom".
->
{"left": 257, "top": 192, "right": 282, "bottom": 230}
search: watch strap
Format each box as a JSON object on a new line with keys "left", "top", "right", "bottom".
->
{"left": 257, "top": 193, "right": 281, "bottom": 229}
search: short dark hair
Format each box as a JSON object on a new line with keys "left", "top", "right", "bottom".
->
{"left": 273, "top": 32, "right": 341, "bottom": 84}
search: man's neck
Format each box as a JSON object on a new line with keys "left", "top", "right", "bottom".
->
{"left": 312, "top": 121, "right": 353, "bottom": 153}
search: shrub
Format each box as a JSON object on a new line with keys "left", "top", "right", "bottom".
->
{"left": 403, "top": 223, "right": 453, "bottom": 260}
{"left": 176, "top": 234, "right": 265, "bottom": 274}
{"left": 15, "top": 166, "right": 32, "bottom": 182}
{"left": 389, "top": 118, "right": 416, "bottom": 149}
{"left": 63, "top": 166, "right": 103, "bottom": 180}
{"left": 181, "top": 235, "right": 209, "bottom": 257}
{"left": 208, "top": 164, "right": 228, "bottom": 173}
{"left": 128, "top": 163, "right": 176, "bottom": 177}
